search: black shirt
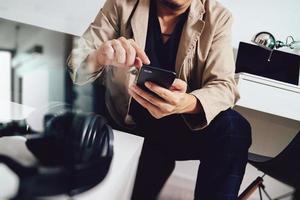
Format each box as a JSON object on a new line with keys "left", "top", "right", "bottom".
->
{"left": 130, "top": 1, "right": 189, "bottom": 128}
{"left": 145, "top": 1, "right": 188, "bottom": 71}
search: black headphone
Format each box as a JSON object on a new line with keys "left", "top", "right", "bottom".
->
{"left": 0, "top": 109, "right": 114, "bottom": 200}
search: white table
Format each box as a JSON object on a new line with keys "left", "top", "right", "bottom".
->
{"left": 234, "top": 73, "right": 300, "bottom": 157}
{"left": 73, "top": 130, "right": 143, "bottom": 200}
{"left": 0, "top": 102, "right": 144, "bottom": 200}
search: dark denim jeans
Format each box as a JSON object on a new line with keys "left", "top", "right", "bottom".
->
{"left": 131, "top": 109, "right": 252, "bottom": 200}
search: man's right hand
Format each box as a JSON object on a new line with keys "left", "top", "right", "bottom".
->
{"left": 94, "top": 37, "right": 150, "bottom": 69}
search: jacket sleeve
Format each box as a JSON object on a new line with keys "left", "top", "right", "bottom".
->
{"left": 67, "top": 0, "right": 120, "bottom": 85}
{"left": 183, "top": 10, "right": 240, "bottom": 131}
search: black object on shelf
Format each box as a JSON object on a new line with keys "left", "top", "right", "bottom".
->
{"left": 236, "top": 42, "right": 300, "bottom": 85}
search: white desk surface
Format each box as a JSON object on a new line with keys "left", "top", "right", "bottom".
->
{"left": 73, "top": 130, "right": 143, "bottom": 200}
{"left": 235, "top": 73, "right": 300, "bottom": 122}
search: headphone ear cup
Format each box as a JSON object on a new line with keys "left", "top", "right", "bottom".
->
{"left": 65, "top": 113, "right": 86, "bottom": 165}
{"left": 94, "top": 116, "right": 113, "bottom": 158}
{"left": 88, "top": 115, "right": 110, "bottom": 160}
{"left": 26, "top": 112, "right": 74, "bottom": 166}
{"left": 77, "top": 114, "right": 99, "bottom": 163}
{"left": 67, "top": 113, "right": 112, "bottom": 164}
{"left": 76, "top": 114, "right": 105, "bottom": 163}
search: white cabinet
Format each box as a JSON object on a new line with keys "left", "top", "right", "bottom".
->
{"left": 234, "top": 73, "right": 300, "bottom": 157}
{"left": 235, "top": 73, "right": 300, "bottom": 121}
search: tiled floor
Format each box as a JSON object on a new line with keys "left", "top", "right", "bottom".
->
{"left": 159, "top": 175, "right": 195, "bottom": 200}
{"left": 158, "top": 163, "right": 294, "bottom": 200}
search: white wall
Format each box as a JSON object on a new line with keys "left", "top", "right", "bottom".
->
{"left": 0, "top": 0, "right": 105, "bottom": 36}
{"left": 219, "top": 0, "right": 300, "bottom": 49}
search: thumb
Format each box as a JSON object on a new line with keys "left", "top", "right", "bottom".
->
{"left": 170, "top": 78, "right": 187, "bottom": 92}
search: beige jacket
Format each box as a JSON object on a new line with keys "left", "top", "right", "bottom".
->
{"left": 68, "top": 0, "right": 239, "bottom": 131}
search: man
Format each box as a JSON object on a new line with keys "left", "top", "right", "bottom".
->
{"left": 68, "top": 0, "right": 252, "bottom": 199}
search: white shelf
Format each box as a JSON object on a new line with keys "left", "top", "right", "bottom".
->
{"left": 235, "top": 73, "right": 300, "bottom": 122}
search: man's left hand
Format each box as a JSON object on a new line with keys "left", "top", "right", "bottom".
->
{"left": 128, "top": 78, "right": 201, "bottom": 119}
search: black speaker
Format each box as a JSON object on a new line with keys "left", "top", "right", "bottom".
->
{"left": 236, "top": 42, "right": 300, "bottom": 85}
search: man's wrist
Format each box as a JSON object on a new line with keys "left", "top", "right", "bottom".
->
{"left": 182, "top": 93, "right": 202, "bottom": 114}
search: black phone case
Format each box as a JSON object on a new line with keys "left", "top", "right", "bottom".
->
{"left": 136, "top": 66, "right": 176, "bottom": 93}
{"left": 128, "top": 66, "right": 176, "bottom": 117}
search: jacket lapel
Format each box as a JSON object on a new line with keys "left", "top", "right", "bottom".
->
{"left": 175, "top": 0, "right": 206, "bottom": 76}
{"left": 130, "top": 0, "right": 150, "bottom": 50}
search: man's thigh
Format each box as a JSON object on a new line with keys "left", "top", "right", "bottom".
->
{"left": 144, "top": 109, "right": 252, "bottom": 161}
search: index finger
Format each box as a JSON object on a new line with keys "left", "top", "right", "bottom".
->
{"left": 129, "top": 39, "right": 150, "bottom": 65}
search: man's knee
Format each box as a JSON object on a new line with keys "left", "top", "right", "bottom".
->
{"left": 212, "top": 109, "right": 252, "bottom": 152}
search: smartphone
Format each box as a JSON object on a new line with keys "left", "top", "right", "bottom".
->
{"left": 136, "top": 66, "right": 176, "bottom": 95}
